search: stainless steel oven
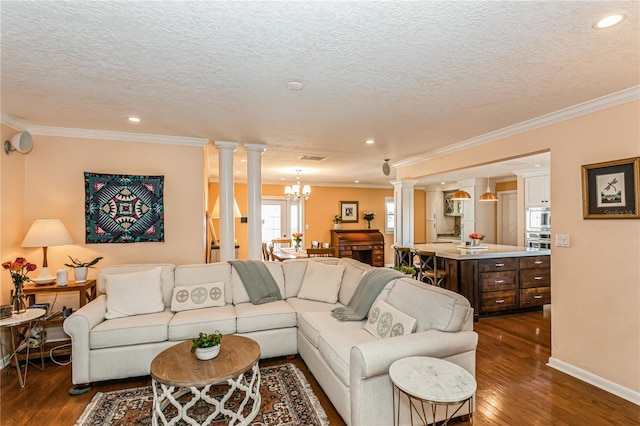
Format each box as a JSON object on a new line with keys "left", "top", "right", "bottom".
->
{"left": 526, "top": 231, "right": 551, "bottom": 249}
{"left": 526, "top": 207, "right": 551, "bottom": 231}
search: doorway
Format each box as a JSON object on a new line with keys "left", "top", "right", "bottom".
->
{"left": 261, "top": 197, "right": 304, "bottom": 244}
{"left": 497, "top": 190, "right": 517, "bottom": 245}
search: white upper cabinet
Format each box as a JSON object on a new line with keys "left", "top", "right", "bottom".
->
{"left": 525, "top": 174, "right": 550, "bottom": 207}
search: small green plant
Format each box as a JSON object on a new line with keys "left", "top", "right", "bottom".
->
{"left": 64, "top": 256, "right": 103, "bottom": 268}
{"left": 333, "top": 215, "right": 342, "bottom": 224}
{"left": 393, "top": 265, "right": 415, "bottom": 275}
{"left": 191, "top": 331, "right": 222, "bottom": 352}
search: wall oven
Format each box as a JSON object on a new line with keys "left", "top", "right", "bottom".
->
{"left": 526, "top": 231, "right": 551, "bottom": 249}
{"left": 526, "top": 207, "right": 551, "bottom": 231}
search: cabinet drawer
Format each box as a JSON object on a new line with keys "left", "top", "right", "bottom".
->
{"left": 520, "top": 269, "right": 550, "bottom": 288}
{"left": 519, "top": 256, "right": 550, "bottom": 269}
{"left": 481, "top": 290, "right": 517, "bottom": 313}
{"left": 479, "top": 258, "right": 518, "bottom": 272}
{"left": 520, "top": 287, "right": 551, "bottom": 307}
{"left": 480, "top": 271, "right": 517, "bottom": 292}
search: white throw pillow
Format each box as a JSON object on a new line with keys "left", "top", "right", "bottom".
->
{"left": 297, "top": 261, "right": 345, "bottom": 304}
{"left": 104, "top": 267, "right": 164, "bottom": 319}
{"left": 365, "top": 299, "right": 416, "bottom": 339}
{"left": 171, "top": 282, "right": 225, "bottom": 312}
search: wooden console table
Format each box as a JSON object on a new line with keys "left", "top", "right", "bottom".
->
{"left": 21, "top": 280, "right": 97, "bottom": 308}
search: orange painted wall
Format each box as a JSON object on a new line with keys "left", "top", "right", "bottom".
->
{"left": 209, "top": 183, "right": 426, "bottom": 264}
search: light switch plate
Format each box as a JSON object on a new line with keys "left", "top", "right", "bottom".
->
{"left": 556, "top": 234, "right": 570, "bottom": 247}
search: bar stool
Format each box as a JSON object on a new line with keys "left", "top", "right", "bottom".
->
{"left": 415, "top": 249, "right": 447, "bottom": 287}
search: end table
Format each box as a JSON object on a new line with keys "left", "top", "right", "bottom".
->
{"left": 0, "top": 308, "right": 46, "bottom": 388}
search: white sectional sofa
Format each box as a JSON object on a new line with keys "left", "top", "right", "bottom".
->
{"left": 64, "top": 257, "right": 477, "bottom": 425}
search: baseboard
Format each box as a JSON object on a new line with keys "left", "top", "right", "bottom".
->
{"left": 547, "top": 357, "right": 640, "bottom": 405}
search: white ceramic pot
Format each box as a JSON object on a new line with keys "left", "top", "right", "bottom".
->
{"left": 195, "top": 345, "right": 221, "bottom": 360}
{"left": 333, "top": 223, "right": 341, "bottom": 230}
{"left": 73, "top": 267, "right": 88, "bottom": 283}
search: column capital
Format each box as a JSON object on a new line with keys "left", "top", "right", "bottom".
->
{"left": 214, "top": 141, "right": 239, "bottom": 151}
{"left": 390, "top": 179, "right": 418, "bottom": 189}
{"left": 244, "top": 143, "right": 267, "bottom": 153}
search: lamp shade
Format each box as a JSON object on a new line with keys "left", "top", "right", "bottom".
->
{"left": 479, "top": 191, "right": 498, "bottom": 202}
{"left": 211, "top": 197, "right": 242, "bottom": 219}
{"left": 451, "top": 190, "right": 472, "bottom": 200}
{"left": 22, "top": 219, "right": 73, "bottom": 248}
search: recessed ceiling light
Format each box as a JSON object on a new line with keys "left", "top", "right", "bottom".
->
{"left": 286, "top": 81, "right": 304, "bottom": 91}
{"left": 441, "top": 182, "right": 446, "bottom": 185}
{"left": 534, "top": 164, "right": 541, "bottom": 167}
{"left": 593, "top": 14, "right": 627, "bottom": 30}
{"left": 354, "top": 180, "right": 360, "bottom": 183}
{"left": 365, "top": 140, "right": 375, "bottom": 145}
{"left": 128, "top": 117, "right": 140, "bottom": 123}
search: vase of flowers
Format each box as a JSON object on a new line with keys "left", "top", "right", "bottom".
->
{"left": 333, "top": 215, "right": 342, "bottom": 230}
{"left": 468, "top": 233, "right": 485, "bottom": 246}
{"left": 2, "top": 257, "right": 37, "bottom": 314}
{"left": 292, "top": 232, "right": 303, "bottom": 251}
{"left": 363, "top": 211, "right": 375, "bottom": 229}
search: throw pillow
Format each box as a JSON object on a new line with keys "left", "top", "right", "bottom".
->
{"left": 104, "top": 267, "right": 165, "bottom": 319}
{"left": 171, "top": 282, "right": 225, "bottom": 312}
{"left": 365, "top": 299, "right": 416, "bottom": 338}
{"left": 297, "top": 261, "right": 345, "bottom": 304}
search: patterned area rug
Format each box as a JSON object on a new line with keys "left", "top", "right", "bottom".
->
{"left": 75, "top": 363, "right": 329, "bottom": 426}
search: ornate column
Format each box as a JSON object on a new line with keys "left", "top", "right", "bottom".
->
{"left": 244, "top": 143, "right": 267, "bottom": 260}
{"left": 391, "top": 179, "right": 417, "bottom": 247}
{"left": 214, "top": 141, "right": 239, "bottom": 261}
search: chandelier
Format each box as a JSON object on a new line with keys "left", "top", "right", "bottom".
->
{"left": 285, "top": 169, "right": 311, "bottom": 200}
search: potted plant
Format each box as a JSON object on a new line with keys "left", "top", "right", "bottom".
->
{"left": 191, "top": 331, "right": 222, "bottom": 360}
{"left": 363, "top": 211, "right": 375, "bottom": 229}
{"left": 64, "top": 256, "right": 103, "bottom": 283}
{"left": 393, "top": 265, "right": 415, "bottom": 276}
{"left": 468, "top": 233, "right": 485, "bottom": 246}
{"left": 333, "top": 215, "right": 342, "bottom": 229}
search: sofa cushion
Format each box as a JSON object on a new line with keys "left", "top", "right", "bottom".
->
{"left": 297, "top": 311, "right": 365, "bottom": 349}
{"left": 170, "top": 281, "right": 225, "bottom": 312}
{"left": 232, "top": 262, "right": 285, "bottom": 305}
{"left": 90, "top": 308, "right": 174, "bottom": 349}
{"left": 337, "top": 258, "right": 372, "bottom": 305}
{"left": 318, "top": 329, "right": 377, "bottom": 387}
{"left": 282, "top": 258, "right": 340, "bottom": 298}
{"left": 235, "top": 300, "right": 296, "bottom": 333}
{"left": 98, "top": 264, "right": 176, "bottom": 307}
{"left": 385, "top": 278, "right": 472, "bottom": 332}
{"left": 364, "top": 300, "right": 416, "bottom": 338}
{"left": 104, "top": 267, "right": 164, "bottom": 319}
{"left": 174, "top": 263, "right": 233, "bottom": 304}
{"left": 286, "top": 297, "right": 342, "bottom": 314}
{"left": 297, "top": 261, "right": 345, "bottom": 303}
{"left": 168, "top": 305, "right": 236, "bottom": 340}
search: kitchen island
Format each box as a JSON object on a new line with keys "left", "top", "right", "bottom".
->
{"left": 413, "top": 243, "right": 551, "bottom": 319}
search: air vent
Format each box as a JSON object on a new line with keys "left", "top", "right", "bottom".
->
{"left": 299, "top": 155, "right": 326, "bottom": 161}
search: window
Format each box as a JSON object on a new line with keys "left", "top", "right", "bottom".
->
{"left": 385, "top": 196, "right": 394, "bottom": 234}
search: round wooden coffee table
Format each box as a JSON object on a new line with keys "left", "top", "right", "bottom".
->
{"left": 150, "top": 335, "right": 261, "bottom": 426}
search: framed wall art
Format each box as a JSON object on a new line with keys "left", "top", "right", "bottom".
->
{"left": 85, "top": 172, "right": 165, "bottom": 243}
{"left": 340, "top": 201, "right": 359, "bottom": 223}
{"left": 581, "top": 157, "right": 639, "bottom": 219}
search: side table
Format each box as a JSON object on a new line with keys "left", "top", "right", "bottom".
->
{"left": 21, "top": 279, "right": 97, "bottom": 308}
{"left": 0, "top": 308, "right": 46, "bottom": 388}
{"left": 389, "top": 356, "right": 476, "bottom": 425}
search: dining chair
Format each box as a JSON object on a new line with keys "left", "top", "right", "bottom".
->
{"left": 310, "top": 240, "right": 320, "bottom": 249}
{"left": 271, "top": 238, "right": 292, "bottom": 251}
{"left": 261, "top": 242, "right": 271, "bottom": 261}
{"left": 306, "top": 247, "right": 336, "bottom": 257}
{"left": 415, "top": 249, "right": 447, "bottom": 287}
{"left": 321, "top": 242, "right": 330, "bottom": 248}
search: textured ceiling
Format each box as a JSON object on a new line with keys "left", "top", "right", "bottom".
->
{"left": 1, "top": 1, "right": 638, "bottom": 186}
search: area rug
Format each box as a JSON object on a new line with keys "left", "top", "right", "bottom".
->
{"left": 75, "top": 363, "right": 329, "bottom": 426}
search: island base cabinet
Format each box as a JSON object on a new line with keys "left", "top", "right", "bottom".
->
{"left": 520, "top": 287, "right": 551, "bottom": 308}
{"left": 481, "top": 290, "right": 517, "bottom": 313}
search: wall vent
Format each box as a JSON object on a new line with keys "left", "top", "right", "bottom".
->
{"left": 299, "top": 155, "right": 326, "bottom": 161}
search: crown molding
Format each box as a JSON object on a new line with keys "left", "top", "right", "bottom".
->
{"left": 393, "top": 85, "right": 640, "bottom": 169}
{"left": 26, "top": 125, "right": 208, "bottom": 147}
{"left": 0, "top": 114, "right": 29, "bottom": 131}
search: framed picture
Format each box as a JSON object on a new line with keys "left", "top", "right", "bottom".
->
{"left": 340, "top": 201, "right": 359, "bottom": 223}
{"left": 581, "top": 157, "right": 640, "bottom": 219}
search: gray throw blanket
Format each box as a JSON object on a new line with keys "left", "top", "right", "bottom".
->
{"left": 331, "top": 268, "right": 403, "bottom": 321}
{"left": 228, "top": 260, "right": 282, "bottom": 305}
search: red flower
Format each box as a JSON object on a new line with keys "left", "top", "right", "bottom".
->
{"left": 26, "top": 263, "right": 37, "bottom": 272}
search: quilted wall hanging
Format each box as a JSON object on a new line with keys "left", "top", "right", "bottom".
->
{"left": 85, "top": 172, "right": 164, "bottom": 244}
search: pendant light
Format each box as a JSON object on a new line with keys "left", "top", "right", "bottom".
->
{"left": 451, "top": 189, "right": 471, "bottom": 200}
{"left": 479, "top": 174, "right": 498, "bottom": 202}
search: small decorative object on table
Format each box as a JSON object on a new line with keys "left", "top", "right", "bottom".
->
{"left": 0, "top": 305, "right": 13, "bottom": 320}
{"left": 292, "top": 232, "right": 303, "bottom": 252}
{"left": 2, "top": 257, "right": 37, "bottom": 313}
{"left": 363, "top": 211, "right": 375, "bottom": 229}
{"left": 333, "top": 215, "right": 342, "bottom": 229}
{"left": 191, "top": 331, "right": 222, "bottom": 360}
{"left": 468, "top": 233, "right": 485, "bottom": 246}
{"left": 64, "top": 255, "right": 103, "bottom": 283}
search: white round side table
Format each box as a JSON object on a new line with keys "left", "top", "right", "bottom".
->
{"left": 0, "top": 308, "right": 46, "bottom": 388}
{"left": 389, "top": 356, "right": 476, "bottom": 425}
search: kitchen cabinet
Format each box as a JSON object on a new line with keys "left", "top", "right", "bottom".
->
{"left": 426, "top": 190, "right": 439, "bottom": 242}
{"left": 525, "top": 174, "right": 550, "bottom": 207}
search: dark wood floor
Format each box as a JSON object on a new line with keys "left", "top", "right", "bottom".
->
{"left": 1, "top": 311, "right": 639, "bottom": 425}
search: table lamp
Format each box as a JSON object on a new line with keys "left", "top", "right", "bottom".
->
{"left": 21, "top": 219, "right": 73, "bottom": 283}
